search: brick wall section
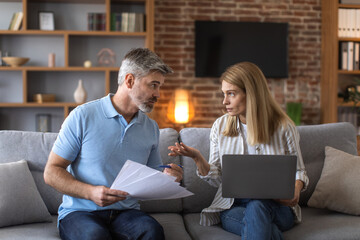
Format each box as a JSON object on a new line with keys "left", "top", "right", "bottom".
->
{"left": 149, "top": 0, "right": 321, "bottom": 129}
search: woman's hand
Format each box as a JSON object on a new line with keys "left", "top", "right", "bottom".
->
{"left": 168, "top": 142, "right": 210, "bottom": 176}
{"left": 275, "top": 180, "right": 304, "bottom": 207}
{"left": 168, "top": 142, "right": 200, "bottom": 160}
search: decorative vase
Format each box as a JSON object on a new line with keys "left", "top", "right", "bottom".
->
{"left": 73, "top": 79, "right": 87, "bottom": 104}
{"left": 48, "top": 53, "right": 55, "bottom": 67}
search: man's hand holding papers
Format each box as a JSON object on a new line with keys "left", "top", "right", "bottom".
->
{"left": 110, "top": 160, "right": 193, "bottom": 200}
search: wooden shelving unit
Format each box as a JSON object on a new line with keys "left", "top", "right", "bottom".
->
{"left": 321, "top": 0, "right": 360, "bottom": 123}
{"left": 0, "top": 0, "right": 154, "bottom": 131}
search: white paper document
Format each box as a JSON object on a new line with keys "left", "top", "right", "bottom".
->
{"left": 110, "top": 160, "right": 194, "bottom": 200}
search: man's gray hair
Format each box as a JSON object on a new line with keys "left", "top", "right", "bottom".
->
{"left": 118, "top": 48, "right": 173, "bottom": 85}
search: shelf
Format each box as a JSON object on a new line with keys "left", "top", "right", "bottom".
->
{"left": 338, "top": 102, "right": 360, "bottom": 107}
{"left": 0, "top": 66, "right": 119, "bottom": 71}
{"left": 339, "top": 4, "right": 360, "bottom": 9}
{"left": 27, "top": 0, "right": 106, "bottom": 3}
{"left": 0, "top": 102, "right": 79, "bottom": 107}
{"left": 112, "top": 0, "right": 146, "bottom": 3}
{"left": 339, "top": 37, "right": 360, "bottom": 41}
{"left": 338, "top": 70, "right": 360, "bottom": 74}
{"left": 337, "top": 96, "right": 360, "bottom": 107}
{"left": 0, "top": 30, "right": 146, "bottom": 35}
{"left": 22, "top": 0, "right": 146, "bottom": 3}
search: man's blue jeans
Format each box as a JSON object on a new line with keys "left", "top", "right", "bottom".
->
{"left": 59, "top": 209, "right": 164, "bottom": 240}
{"left": 220, "top": 199, "right": 294, "bottom": 240}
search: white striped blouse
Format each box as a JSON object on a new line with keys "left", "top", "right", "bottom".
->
{"left": 197, "top": 114, "right": 309, "bottom": 226}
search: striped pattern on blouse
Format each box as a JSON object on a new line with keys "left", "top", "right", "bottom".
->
{"left": 197, "top": 114, "right": 309, "bottom": 226}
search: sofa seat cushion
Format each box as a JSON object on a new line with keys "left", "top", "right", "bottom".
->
{"left": 0, "top": 215, "right": 59, "bottom": 240}
{"left": 0, "top": 214, "right": 192, "bottom": 240}
{"left": 185, "top": 208, "right": 360, "bottom": 240}
{"left": 150, "top": 213, "right": 192, "bottom": 240}
{"left": 283, "top": 207, "right": 360, "bottom": 240}
{"left": 183, "top": 213, "right": 241, "bottom": 240}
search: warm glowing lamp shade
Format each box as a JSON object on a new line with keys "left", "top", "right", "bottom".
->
{"left": 175, "top": 102, "right": 189, "bottom": 123}
{"left": 167, "top": 89, "right": 194, "bottom": 124}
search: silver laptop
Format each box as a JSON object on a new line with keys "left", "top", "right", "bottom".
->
{"left": 222, "top": 154, "right": 297, "bottom": 199}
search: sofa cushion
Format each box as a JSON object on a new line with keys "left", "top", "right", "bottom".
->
{"left": 308, "top": 146, "right": 360, "bottom": 215}
{"left": 0, "top": 130, "right": 62, "bottom": 215}
{"left": 0, "top": 160, "right": 52, "bottom": 227}
{"left": 150, "top": 213, "right": 192, "bottom": 240}
{"left": 0, "top": 215, "right": 60, "bottom": 240}
{"left": 297, "top": 123, "right": 357, "bottom": 206}
{"left": 140, "top": 128, "right": 182, "bottom": 213}
{"left": 179, "top": 128, "right": 218, "bottom": 213}
{"left": 183, "top": 213, "right": 241, "bottom": 240}
{"left": 283, "top": 207, "right": 360, "bottom": 240}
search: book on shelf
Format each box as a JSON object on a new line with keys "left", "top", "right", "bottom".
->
{"left": 135, "top": 13, "right": 144, "bottom": 32}
{"left": 355, "top": 42, "right": 360, "bottom": 70}
{"left": 8, "top": 13, "right": 16, "bottom": 30}
{"left": 128, "top": 13, "right": 136, "bottom": 32}
{"left": 357, "top": 9, "right": 360, "bottom": 38}
{"left": 337, "top": 107, "right": 358, "bottom": 130}
{"left": 338, "top": 8, "right": 344, "bottom": 37}
{"left": 13, "top": 12, "right": 23, "bottom": 30}
{"left": 121, "top": 12, "right": 129, "bottom": 32}
{"left": 339, "top": 41, "right": 360, "bottom": 71}
{"left": 340, "top": 0, "right": 360, "bottom": 4}
{"left": 111, "top": 13, "right": 120, "bottom": 31}
{"left": 8, "top": 12, "right": 23, "bottom": 31}
{"left": 341, "top": 42, "right": 348, "bottom": 70}
{"left": 87, "top": 13, "right": 106, "bottom": 31}
{"left": 348, "top": 41, "right": 354, "bottom": 71}
{"left": 338, "top": 8, "right": 360, "bottom": 38}
{"left": 111, "top": 12, "right": 145, "bottom": 32}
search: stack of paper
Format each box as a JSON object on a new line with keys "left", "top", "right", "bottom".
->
{"left": 110, "top": 160, "right": 193, "bottom": 200}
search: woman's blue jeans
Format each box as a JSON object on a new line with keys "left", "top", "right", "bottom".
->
{"left": 59, "top": 209, "right": 164, "bottom": 240}
{"left": 220, "top": 199, "right": 294, "bottom": 240}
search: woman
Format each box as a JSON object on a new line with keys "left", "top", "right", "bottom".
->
{"left": 168, "top": 62, "right": 309, "bottom": 239}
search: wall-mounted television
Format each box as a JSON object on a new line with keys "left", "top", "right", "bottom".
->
{"left": 195, "top": 21, "right": 289, "bottom": 78}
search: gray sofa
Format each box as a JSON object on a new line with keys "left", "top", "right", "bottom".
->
{"left": 0, "top": 122, "right": 360, "bottom": 240}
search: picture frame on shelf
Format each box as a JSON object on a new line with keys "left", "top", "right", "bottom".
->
{"left": 36, "top": 114, "right": 51, "bottom": 132}
{"left": 39, "top": 11, "right": 54, "bottom": 31}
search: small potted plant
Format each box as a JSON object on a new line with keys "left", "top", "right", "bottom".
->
{"left": 347, "top": 77, "right": 360, "bottom": 107}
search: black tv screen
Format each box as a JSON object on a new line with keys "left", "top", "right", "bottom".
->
{"left": 195, "top": 21, "right": 289, "bottom": 78}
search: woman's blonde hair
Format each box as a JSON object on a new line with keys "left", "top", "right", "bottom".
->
{"left": 220, "top": 62, "right": 293, "bottom": 145}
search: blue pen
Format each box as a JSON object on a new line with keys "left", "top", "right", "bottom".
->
{"left": 159, "top": 164, "right": 183, "bottom": 169}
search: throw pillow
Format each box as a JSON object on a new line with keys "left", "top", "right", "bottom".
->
{"left": 0, "top": 160, "right": 52, "bottom": 227}
{"left": 308, "top": 146, "right": 360, "bottom": 215}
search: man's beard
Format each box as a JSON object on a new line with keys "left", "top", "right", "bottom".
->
{"left": 139, "top": 102, "right": 154, "bottom": 113}
{"left": 138, "top": 97, "right": 157, "bottom": 113}
{"left": 130, "top": 85, "right": 157, "bottom": 113}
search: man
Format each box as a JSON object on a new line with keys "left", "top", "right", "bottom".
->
{"left": 44, "top": 48, "right": 182, "bottom": 240}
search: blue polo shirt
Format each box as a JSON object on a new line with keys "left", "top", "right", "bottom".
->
{"left": 52, "top": 94, "right": 162, "bottom": 222}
